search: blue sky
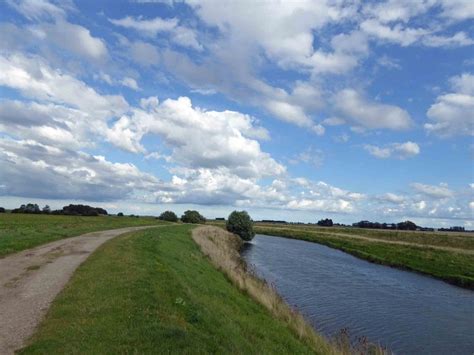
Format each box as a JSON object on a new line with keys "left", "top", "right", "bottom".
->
{"left": 0, "top": 0, "right": 473, "bottom": 227}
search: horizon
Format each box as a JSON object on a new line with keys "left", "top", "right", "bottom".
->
{"left": 1, "top": 0, "right": 473, "bottom": 228}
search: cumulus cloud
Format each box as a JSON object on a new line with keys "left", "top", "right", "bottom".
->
{"left": 31, "top": 21, "right": 108, "bottom": 60}
{"left": 109, "top": 16, "right": 202, "bottom": 50}
{"left": 425, "top": 73, "right": 474, "bottom": 137}
{"left": 0, "top": 138, "right": 159, "bottom": 201}
{"left": 364, "top": 141, "right": 420, "bottom": 159}
{"left": 0, "top": 53, "right": 128, "bottom": 119}
{"left": 108, "top": 96, "right": 283, "bottom": 178}
{"left": 411, "top": 182, "right": 454, "bottom": 199}
{"left": 335, "top": 89, "right": 413, "bottom": 131}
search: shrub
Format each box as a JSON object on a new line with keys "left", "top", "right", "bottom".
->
{"left": 181, "top": 210, "right": 206, "bottom": 224}
{"left": 226, "top": 210, "right": 255, "bottom": 241}
{"left": 159, "top": 211, "right": 178, "bottom": 222}
{"left": 317, "top": 218, "right": 333, "bottom": 227}
{"left": 11, "top": 203, "right": 41, "bottom": 214}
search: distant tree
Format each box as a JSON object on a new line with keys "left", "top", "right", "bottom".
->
{"left": 0, "top": 207, "right": 5, "bottom": 213}
{"left": 226, "top": 210, "right": 255, "bottom": 241}
{"left": 159, "top": 210, "right": 178, "bottom": 222}
{"left": 12, "top": 203, "right": 41, "bottom": 214}
{"left": 181, "top": 210, "right": 206, "bottom": 224}
{"left": 397, "top": 220, "right": 417, "bottom": 231}
{"left": 117, "top": 212, "right": 124, "bottom": 217}
{"left": 59, "top": 204, "right": 108, "bottom": 216}
{"left": 317, "top": 218, "right": 333, "bottom": 227}
{"left": 42, "top": 205, "right": 51, "bottom": 214}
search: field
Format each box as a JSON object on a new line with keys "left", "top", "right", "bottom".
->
{"left": 251, "top": 223, "right": 474, "bottom": 289}
{"left": 19, "top": 225, "right": 325, "bottom": 354}
{"left": 0, "top": 213, "right": 166, "bottom": 257}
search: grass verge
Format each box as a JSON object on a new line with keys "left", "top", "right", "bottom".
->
{"left": 0, "top": 213, "right": 167, "bottom": 256}
{"left": 254, "top": 226, "right": 474, "bottom": 290}
{"left": 20, "top": 224, "right": 328, "bottom": 354}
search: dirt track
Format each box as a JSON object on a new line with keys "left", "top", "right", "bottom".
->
{"left": 0, "top": 226, "right": 155, "bottom": 354}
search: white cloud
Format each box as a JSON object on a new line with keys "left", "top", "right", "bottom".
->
{"left": 0, "top": 138, "right": 159, "bottom": 201}
{"left": 411, "top": 182, "right": 454, "bottom": 199}
{"left": 127, "top": 40, "right": 161, "bottom": 66}
{"left": 335, "top": 89, "right": 413, "bottom": 130}
{"left": 32, "top": 21, "right": 108, "bottom": 60}
{"left": 108, "top": 96, "right": 282, "bottom": 178}
{"left": 7, "top": 0, "right": 67, "bottom": 20}
{"left": 379, "top": 192, "right": 406, "bottom": 204}
{"left": 120, "top": 77, "right": 140, "bottom": 90}
{"left": 110, "top": 16, "right": 202, "bottom": 50}
{"left": 0, "top": 53, "right": 128, "bottom": 119}
{"left": 425, "top": 73, "right": 474, "bottom": 137}
{"left": 364, "top": 141, "right": 420, "bottom": 159}
{"left": 423, "top": 32, "right": 474, "bottom": 47}
{"left": 439, "top": 0, "right": 474, "bottom": 21}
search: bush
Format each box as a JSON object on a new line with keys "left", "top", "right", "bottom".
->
{"left": 159, "top": 211, "right": 178, "bottom": 222}
{"left": 317, "top": 218, "right": 333, "bottom": 227}
{"left": 11, "top": 203, "right": 41, "bottom": 214}
{"left": 181, "top": 210, "right": 206, "bottom": 224}
{"left": 226, "top": 210, "right": 255, "bottom": 241}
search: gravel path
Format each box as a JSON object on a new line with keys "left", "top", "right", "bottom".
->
{"left": 0, "top": 226, "right": 155, "bottom": 354}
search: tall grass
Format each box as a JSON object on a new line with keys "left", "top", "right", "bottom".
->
{"left": 192, "top": 226, "right": 386, "bottom": 355}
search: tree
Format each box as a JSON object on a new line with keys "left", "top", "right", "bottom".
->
{"left": 0, "top": 207, "right": 5, "bottom": 213}
{"left": 317, "top": 218, "right": 333, "bottom": 227}
{"left": 117, "top": 212, "right": 124, "bottom": 217}
{"left": 397, "top": 220, "right": 417, "bottom": 231}
{"left": 181, "top": 210, "right": 206, "bottom": 224}
{"left": 159, "top": 211, "right": 178, "bottom": 222}
{"left": 226, "top": 210, "right": 255, "bottom": 241}
{"left": 42, "top": 205, "right": 51, "bottom": 214}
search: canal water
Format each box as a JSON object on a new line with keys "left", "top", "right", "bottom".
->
{"left": 241, "top": 235, "right": 474, "bottom": 354}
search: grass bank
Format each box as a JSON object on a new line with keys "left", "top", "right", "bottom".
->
{"left": 255, "top": 223, "right": 474, "bottom": 250}
{"left": 0, "top": 213, "right": 166, "bottom": 256}
{"left": 254, "top": 225, "right": 474, "bottom": 290}
{"left": 20, "top": 225, "right": 330, "bottom": 354}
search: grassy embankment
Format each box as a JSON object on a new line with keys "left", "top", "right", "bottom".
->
{"left": 20, "top": 224, "right": 339, "bottom": 354}
{"left": 251, "top": 224, "right": 474, "bottom": 289}
{"left": 0, "top": 213, "right": 166, "bottom": 257}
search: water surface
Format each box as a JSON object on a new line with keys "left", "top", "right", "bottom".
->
{"left": 241, "top": 235, "right": 474, "bottom": 354}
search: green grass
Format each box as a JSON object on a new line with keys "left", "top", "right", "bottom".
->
{"left": 20, "top": 225, "right": 318, "bottom": 354}
{"left": 255, "top": 226, "right": 474, "bottom": 289}
{"left": 0, "top": 213, "right": 167, "bottom": 257}
{"left": 264, "top": 224, "right": 474, "bottom": 250}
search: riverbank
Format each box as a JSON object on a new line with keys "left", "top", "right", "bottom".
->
{"left": 254, "top": 225, "right": 474, "bottom": 289}
{"left": 19, "top": 225, "right": 330, "bottom": 354}
{"left": 193, "top": 226, "right": 339, "bottom": 354}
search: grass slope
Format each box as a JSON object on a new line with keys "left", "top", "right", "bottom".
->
{"left": 20, "top": 225, "right": 317, "bottom": 354}
{"left": 0, "top": 213, "right": 166, "bottom": 257}
{"left": 255, "top": 226, "right": 474, "bottom": 289}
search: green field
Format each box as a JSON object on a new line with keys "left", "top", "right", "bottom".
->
{"left": 0, "top": 213, "right": 166, "bottom": 257}
{"left": 20, "top": 225, "right": 322, "bottom": 354}
{"left": 253, "top": 224, "right": 474, "bottom": 289}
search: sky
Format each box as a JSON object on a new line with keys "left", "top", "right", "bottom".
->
{"left": 0, "top": 0, "right": 473, "bottom": 227}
